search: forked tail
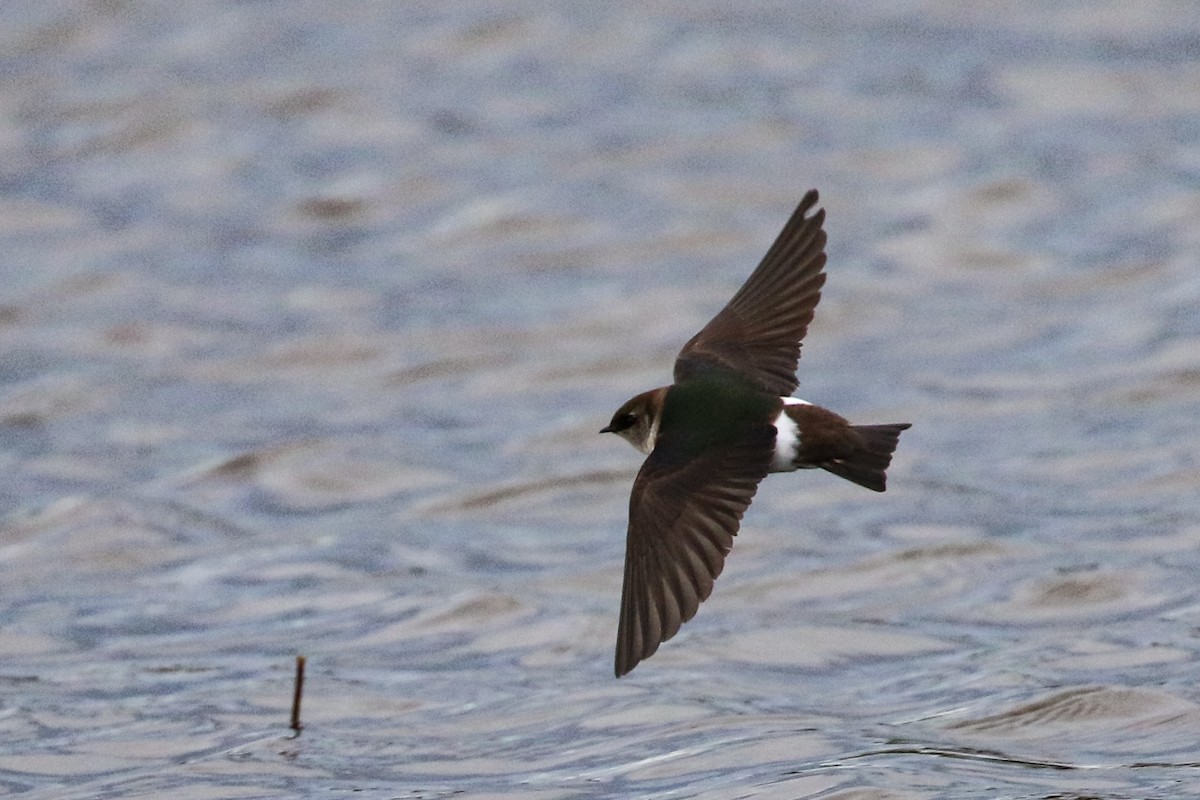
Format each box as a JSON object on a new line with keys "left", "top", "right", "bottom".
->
{"left": 821, "top": 423, "right": 910, "bottom": 492}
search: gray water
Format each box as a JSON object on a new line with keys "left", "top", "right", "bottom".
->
{"left": 3, "top": 2, "right": 1200, "bottom": 797}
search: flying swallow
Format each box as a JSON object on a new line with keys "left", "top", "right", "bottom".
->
{"left": 602, "top": 189, "right": 910, "bottom": 677}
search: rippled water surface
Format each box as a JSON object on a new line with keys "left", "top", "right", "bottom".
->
{"left": 3, "top": 2, "right": 1200, "bottom": 797}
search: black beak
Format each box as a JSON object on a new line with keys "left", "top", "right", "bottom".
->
{"left": 599, "top": 424, "right": 614, "bottom": 434}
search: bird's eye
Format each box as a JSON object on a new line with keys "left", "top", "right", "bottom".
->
{"left": 619, "top": 413, "right": 637, "bottom": 429}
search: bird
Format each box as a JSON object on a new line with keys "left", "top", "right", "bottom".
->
{"left": 600, "top": 189, "right": 910, "bottom": 677}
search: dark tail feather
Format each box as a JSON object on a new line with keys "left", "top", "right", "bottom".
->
{"left": 821, "top": 423, "right": 910, "bottom": 492}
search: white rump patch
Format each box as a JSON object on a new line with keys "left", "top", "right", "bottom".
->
{"left": 770, "top": 407, "right": 801, "bottom": 472}
{"left": 781, "top": 396, "right": 811, "bottom": 407}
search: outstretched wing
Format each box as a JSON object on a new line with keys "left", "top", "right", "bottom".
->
{"left": 674, "top": 190, "right": 827, "bottom": 396}
{"left": 615, "top": 424, "right": 775, "bottom": 677}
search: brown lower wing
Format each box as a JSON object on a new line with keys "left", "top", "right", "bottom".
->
{"left": 615, "top": 425, "right": 775, "bottom": 677}
{"left": 674, "top": 189, "right": 827, "bottom": 396}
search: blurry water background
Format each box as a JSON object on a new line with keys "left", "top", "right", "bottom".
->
{"left": 2, "top": 1, "right": 1200, "bottom": 798}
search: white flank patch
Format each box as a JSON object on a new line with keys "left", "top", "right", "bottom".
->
{"left": 781, "top": 396, "right": 812, "bottom": 406}
{"left": 770, "top": 407, "right": 801, "bottom": 472}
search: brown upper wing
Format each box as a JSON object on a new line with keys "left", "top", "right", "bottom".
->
{"left": 614, "top": 424, "right": 775, "bottom": 677}
{"left": 674, "top": 189, "right": 828, "bottom": 396}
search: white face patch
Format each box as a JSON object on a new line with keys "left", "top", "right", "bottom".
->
{"left": 770, "top": 408, "right": 800, "bottom": 472}
{"left": 644, "top": 412, "right": 660, "bottom": 455}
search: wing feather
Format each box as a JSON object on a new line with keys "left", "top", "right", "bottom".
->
{"left": 614, "top": 425, "right": 775, "bottom": 677}
{"left": 675, "top": 190, "right": 828, "bottom": 395}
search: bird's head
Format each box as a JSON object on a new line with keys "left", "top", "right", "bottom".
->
{"left": 600, "top": 387, "right": 668, "bottom": 455}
